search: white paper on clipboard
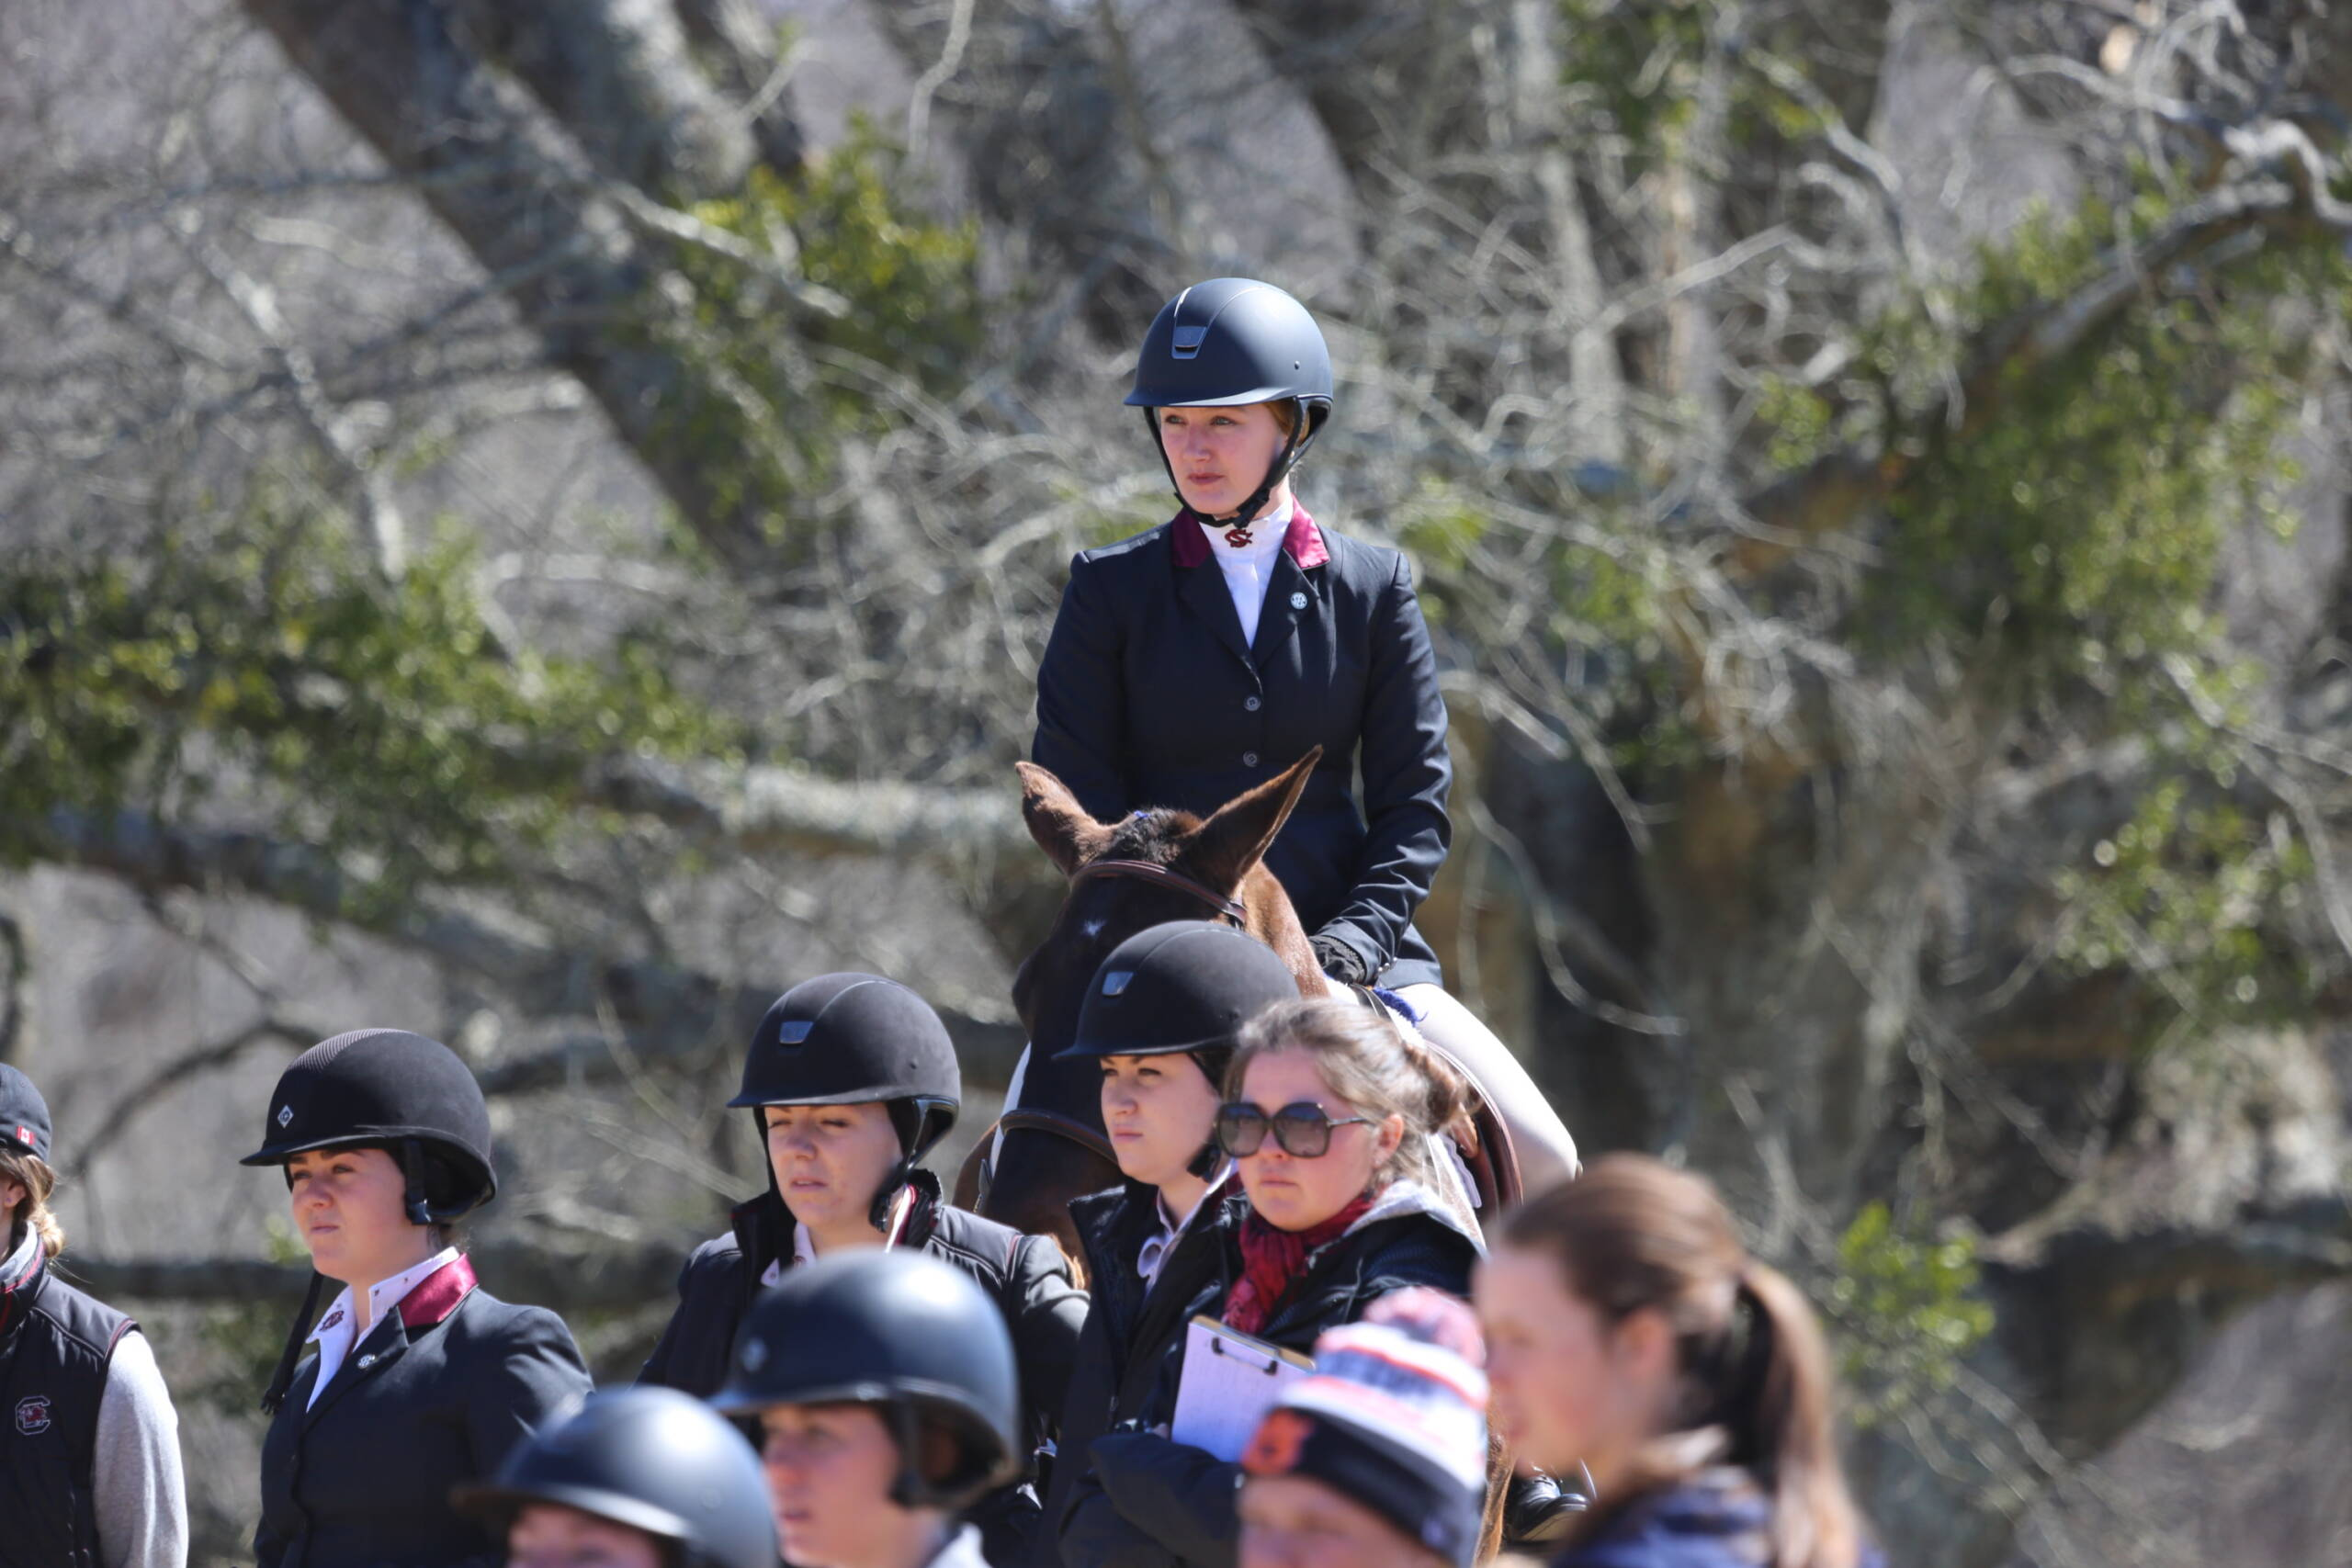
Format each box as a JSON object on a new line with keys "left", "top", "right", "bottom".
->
{"left": 1169, "top": 1315, "right": 1315, "bottom": 1462}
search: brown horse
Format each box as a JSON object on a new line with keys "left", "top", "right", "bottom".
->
{"left": 951, "top": 751, "right": 1326, "bottom": 1263}
{"left": 956, "top": 749, "right": 1525, "bottom": 1269}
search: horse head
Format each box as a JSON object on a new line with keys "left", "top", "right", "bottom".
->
{"left": 955, "top": 750, "right": 1327, "bottom": 1262}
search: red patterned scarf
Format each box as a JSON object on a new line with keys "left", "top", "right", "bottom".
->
{"left": 1223, "top": 1193, "right": 1375, "bottom": 1336}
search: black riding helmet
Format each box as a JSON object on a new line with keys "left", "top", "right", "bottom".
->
{"left": 732, "top": 975, "right": 961, "bottom": 1226}
{"left": 710, "top": 1249, "right": 1021, "bottom": 1511}
{"left": 1057, "top": 922, "right": 1299, "bottom": 1177}
{"left": 240, "top": 1028, "right": 498, "bottom": 1413}
{"left": 1127, "top": 277, "right": 1335, "bottom": 526}
{"left": 241, "top": 1028, "right": 498, "bottom": 1220}
{"left": 454, "top": 1386, "right": 777, "bottom": 1568}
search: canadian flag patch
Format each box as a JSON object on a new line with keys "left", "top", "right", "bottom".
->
{"left": 15, "top": 1395, "right": 53, "bottom": 1437}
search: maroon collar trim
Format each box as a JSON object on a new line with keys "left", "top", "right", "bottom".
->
{"left": 394, "top": 1254, "right": 477, "bottom": 1330}
{"left": 1170, "top": 505, "right": 1330, "bottom": 570}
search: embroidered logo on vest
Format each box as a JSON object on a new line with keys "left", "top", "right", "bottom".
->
{"left": 14, "top": 1395, "right": 52, "bottom": 1436}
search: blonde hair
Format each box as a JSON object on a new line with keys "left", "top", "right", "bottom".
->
{"left": 1227, "top": 998, "right": 1474, "bottom": 1192}
{"left": 0, "top": 1148, "right": 64, "bottom": 1260}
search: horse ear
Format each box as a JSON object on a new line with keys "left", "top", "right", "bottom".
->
{"left": 1016, "top": 761, "right": 1114, "bottom": 874}
{"left": 1183, "top": 748, "right": 1322, "bottom": 894}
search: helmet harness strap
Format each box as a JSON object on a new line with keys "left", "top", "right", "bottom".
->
{"left": 1146, "top": 396, "right": 1323, "bottom": 532}
{"left": 400, "top": 1135, "right": 435, "bottom": 1227}
{"left": 259, "top": 1270, "right": 328, "bottom": 1415}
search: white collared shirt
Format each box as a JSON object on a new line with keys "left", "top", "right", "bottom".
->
{"left": 305, "top": 1247, "right": 459, "bottom": 1409}
{"left": 1195, "top": 498, "right": 1293, "bottom": 646}
{"left": 1136, "top": 1169, "right": 1227, "bottom": 1292}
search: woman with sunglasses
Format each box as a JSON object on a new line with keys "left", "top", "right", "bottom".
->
{"left": 1061, "top": 998, "right": 1482, "bottom": 1568}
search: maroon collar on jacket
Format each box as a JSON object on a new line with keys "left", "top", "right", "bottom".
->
{"left": 1170, "top": 505, "right": 1331, "bottom": 570}
{"left": 393, "top": 1254, "right": 478, "bottom": 1330}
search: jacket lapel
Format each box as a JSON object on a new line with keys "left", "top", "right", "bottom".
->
{"left": 1174, "top": 549, "right": 1258, "bottom": 671}
{"left": 1248, "top": 504, "right": 1329, "bottom": 665}
{"left": 1250, "top": 549, "right": 1317, "bottom": 665}
{"left": 300, "top": 1315, "right": 409, "bottom": 1431}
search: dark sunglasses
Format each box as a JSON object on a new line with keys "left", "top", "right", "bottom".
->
{"left": 1215, "top": 1101, "right": 1374, "bottom": 1159}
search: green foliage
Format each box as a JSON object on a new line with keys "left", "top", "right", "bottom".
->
{"left": 1558, "top": 0, "right": 1711, "bottom": 147}
{"left": 0, "top": 502, "right": 737, "bottom": 910}
{"left": 2049, "top": 778, "right": 2315, "bottom": 1023}
{"left": 1860, "top": 193, "right": 2338, "bottom": 694}
{"left": 1826, "top": 1202, "right": 1996, "bottom": 1428}
{"left": 688, "top": 122, "right": 981, "bottom": 426}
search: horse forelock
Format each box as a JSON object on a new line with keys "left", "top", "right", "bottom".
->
{"left": 1096, "top": 807, "right": 1201, "bottom": 866}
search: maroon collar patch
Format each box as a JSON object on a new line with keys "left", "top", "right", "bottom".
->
{"left": 1170, "top": 505, "right": 1329, "bottom": 570}
{"left": 394, "top": 1255, "right": 478, "bottom": 1330}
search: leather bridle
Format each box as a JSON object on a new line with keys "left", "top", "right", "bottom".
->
{"left": 1067, "top": 858, "right": 1249, "bottom": 927}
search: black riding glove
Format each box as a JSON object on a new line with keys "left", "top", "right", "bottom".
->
{"left": 1310, "top": 933, "right": 1371, "bottom": 987}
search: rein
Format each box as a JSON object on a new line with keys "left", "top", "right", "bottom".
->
{"left": 1068, "top": 858, "right": 1249, "bottom": 926}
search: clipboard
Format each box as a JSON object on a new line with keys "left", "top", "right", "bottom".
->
{"left": 1169, "top": 1314, "right": 1315, "bottom": 1462}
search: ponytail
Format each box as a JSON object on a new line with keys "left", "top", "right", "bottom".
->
{"left": 1735, "top": 1262, "right": 1860, "bottom": 1568}
{"left": 1499, "top": 1156, "right": 1866, "bottom": 1568}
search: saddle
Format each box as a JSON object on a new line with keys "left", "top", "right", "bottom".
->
{"left": 1345, "top": 985, "right": 1524, "bottom": 1221}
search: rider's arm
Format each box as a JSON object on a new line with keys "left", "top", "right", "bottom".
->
{"left": 1033, "top": 552, "right": 1133, "bottom": 823}
{"left": 1317, "top": 550, "right": 1452, "bottom": 980}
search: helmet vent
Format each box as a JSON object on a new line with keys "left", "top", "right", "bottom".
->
{"left": 775, "top": 1021, "right": 814, "bottom": 1045}
{"left": 1102, "top": 971, "right": 1134, "bottom": 997}
{"left": 1171, "top": 324, "right": 1207, "bottom": 358}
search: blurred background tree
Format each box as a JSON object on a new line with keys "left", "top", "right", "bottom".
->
{"left": 5, "top": 1, "right": 2352, "bottom": 1562}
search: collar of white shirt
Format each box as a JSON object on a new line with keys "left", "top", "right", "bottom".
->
{"left": 304, "top": 1246, "right": 460, "bottom": 1408}
{"left": 1136, "top": 1167, "right": 1230, "bottom": 1291}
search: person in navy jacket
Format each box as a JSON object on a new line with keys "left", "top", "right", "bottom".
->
{"left": 1476, "top": 1157, "right": 1884, "bottom": 1568}
{"left": 1032, "top": 276, "right": 1578, "bottom": 1194}
{"left": 240, "top": 1029, "right": 592, "bottom": 1568}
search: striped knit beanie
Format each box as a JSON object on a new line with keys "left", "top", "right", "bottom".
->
{"left": 1239, "top": 1288, "right": 1488, "bottom": 1567}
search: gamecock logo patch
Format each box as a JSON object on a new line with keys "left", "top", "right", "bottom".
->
{"left": 15, "top": 1395, "right": 53, "bottom": 1436}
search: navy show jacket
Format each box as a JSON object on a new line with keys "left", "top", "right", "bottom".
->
{"left": 254, "top": 1257, "right": 591, "bottom": 1568}
{"left": 1031, "top": 505, "right": 1452, "bottom": 987}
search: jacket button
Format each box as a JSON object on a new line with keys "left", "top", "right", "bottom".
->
{"left": 1244, "top": 696, "right": 1261, "bottom": 712}
{"left": 1242, "top": 751, "right": 1260, "bottom": 767}
{"left": 356, "top": 1354, "right": 377, "bottom": 1369}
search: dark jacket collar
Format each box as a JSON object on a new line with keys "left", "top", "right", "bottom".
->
{"left": 729, "top": 1170, "right": 944, "bottom": 1280}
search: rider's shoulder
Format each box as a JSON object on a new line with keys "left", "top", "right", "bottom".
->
{"left": 1070, "top": 519, "right": 1181, "bottom": 570}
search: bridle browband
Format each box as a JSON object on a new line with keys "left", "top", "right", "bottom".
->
{"left": 1067, "top": 858, "right": 1249, "bottom": 926}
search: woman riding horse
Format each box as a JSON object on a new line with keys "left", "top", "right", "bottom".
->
{"left": 1031, "top": 276, "right": 1577, "bottom": 1192}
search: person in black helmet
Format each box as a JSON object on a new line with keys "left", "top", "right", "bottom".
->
{"left": 1031, "top": 276, "right": 1577, "bottom": 1196}
{"left": 0, "top": 1063, "right": 188, "bottom": 1568}
{"left": 639, "top": 974, "right": 1086, "bottom": 1565}
{"left": 240, "top": 1029, "right": 592, "bottom": 1568}
{"left": 1041, "top": 922, "right": 1295, "bottom": 1566}
{"left": 712, "top": 1250, "right": 1019, "bottom": 1568}
{"left": 455, "top": 1386, "right": 777, "bottom": 1568}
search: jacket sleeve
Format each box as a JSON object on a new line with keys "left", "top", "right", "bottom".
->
{"left": 91, "top": 1330, "right": 187, "bottom": 1568}
{"left": 1059, "top": 1468, "right": 1183, "bottom": 1568}
{"left": 1032, "top": 552, "right": 1134, "bottom": 823}
{"left": 464, "top": 1307, "right": 592, "bottom": 1481}
{"left": 1316, "top": 552, "right": 1453, "bottom": 978}
{"left": 1088, "top": 1430, "right": 1241, "bottom": 1568}
{"left": 1007, "top": 1233, "right": 1091, "bottom": 1440}
{"left": 636, "top": 1247, "right": 699, "bottom": 1389}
